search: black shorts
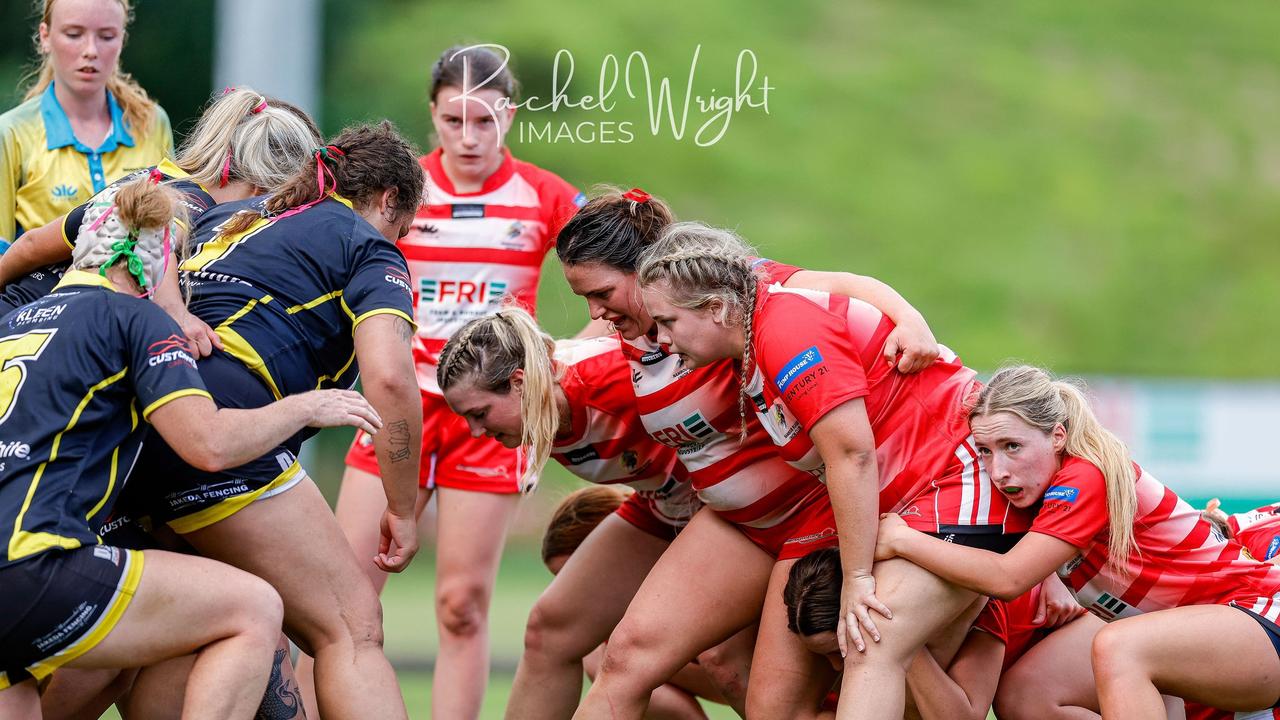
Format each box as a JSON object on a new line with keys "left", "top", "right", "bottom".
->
{"left": 926, "top": 526, "right": 1024, "bottom": 554}
{"left": 1231, "top": 601, "right": 1280, "bottom": 707}
{"left": 124, "top": 350, "right": 307, "bottom": 534}
{"left": 0, "top": 546, "right": 144, "bottom": 689}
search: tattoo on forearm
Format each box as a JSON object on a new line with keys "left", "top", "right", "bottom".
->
{"left": 387, "top": 419, "right": 411, "bottom": 463}
{"left": 394, "top": 317, "right": 414, "bottom": 343}
{"left": 256, "top": 647, "right": 306, "bottom": 719}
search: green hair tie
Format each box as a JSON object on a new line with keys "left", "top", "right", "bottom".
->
{"left": 98, "top": 234, "right": 149, "bottom": 289}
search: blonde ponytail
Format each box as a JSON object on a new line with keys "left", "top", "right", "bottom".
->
{"left": 972, "top": 366, "right": 1138, "bottom": 571}
{"left": 437, "top": 305, "right": 560, "bottom": 491}
{"left": 175, "top": 89, "right": 321, "bottom": 191}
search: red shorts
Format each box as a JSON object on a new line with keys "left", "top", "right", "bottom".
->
{"left": 615, "top": 492, "right": 683, "bottom": 542}
{"left": 344, "top": 390, "right": 526, "bottom": 494}
{"left": 734, "top": 491, "right": 839, "bottom": 561}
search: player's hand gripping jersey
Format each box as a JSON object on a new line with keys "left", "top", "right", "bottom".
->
{"left": 1228, "top": 502, "right": 1280, "bottom": 563}
{"left": 552, "top": 336, "right": 699, "bottom": 536}
{"left": 180, "top": 194, "right": 415, "bottom": 399}
{"left": 1032, "top": 458, "right": 1280, "bottom": 622}
{"left": 746, "top": 282, "right": 1027, "bottom": 535}
{"left": 402, "top": 148, "right": 583, "bottom": 394}
{"left": 0, "top": 159, "right": 214, "bottom": 313}
{"left": 0, "top": 271, "right": 208, "bottom": 567}
{"left": 627, "top": 260, "right": 836, "bottom": 559}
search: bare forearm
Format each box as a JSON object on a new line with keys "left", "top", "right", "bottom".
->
{"left": 152, "top": 257, "right": 186, "bottom": 318}
{"left": 896, "top": 532, "right": 1027, "bottom": 599}
{"left": 194, "top": 397, "right": 312, "bottom": 471}
{"left": 362, "top": 375, "right": 421, "bottom": 516}
{"left": 906, "top": 651, "right": 986, "bottom": 720}
{"left": 790, "top": 271, "right": 925, "bottom": 327}
{"left": 0, "top": 221, "right": 71, "bottom": 285}
{"left": 827, "top": 452, "right": 880, "bottom": 579}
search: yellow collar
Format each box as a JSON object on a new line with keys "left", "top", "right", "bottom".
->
{"left": 54, "top": 269, "right": 118, "bottom": 292}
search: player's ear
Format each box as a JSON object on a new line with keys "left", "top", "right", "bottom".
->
{"left": 380, "top": 187, "right": 400, "bottom": 222}
{"left": 509, "top": 368, "right": 524, "bottom": 395}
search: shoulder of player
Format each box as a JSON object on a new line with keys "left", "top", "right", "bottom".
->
{"left": 0, "top": 96, "right": 42, "bottom": 137}
{"left": 1048, "top": 456, "right": 1108, "bottom": 497}
{"left": 511, "top": 157, "right": 577, "bottom": 199}
{"left": 754, "top": 282, "right": 837, "bottom": 326}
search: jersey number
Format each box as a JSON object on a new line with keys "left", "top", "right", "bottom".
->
{"left": 0, "top": 329, "right": 57, "bottom": 424}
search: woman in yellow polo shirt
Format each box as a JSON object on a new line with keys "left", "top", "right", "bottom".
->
{"left": 0, "top": 0, "right": 172, "bottom": 252}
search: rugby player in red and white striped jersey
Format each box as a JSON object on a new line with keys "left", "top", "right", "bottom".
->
{"left": 631, "top": 223, "right": 1029, "bottom": 720}
{"left": 876, "top": 365, "right": 1280, "bottom": 719}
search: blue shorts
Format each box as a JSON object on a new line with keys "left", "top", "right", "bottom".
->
{"left": 121, "top": 349, "right": 307, "bottom": 534}
{"left": 1231, "top": 602, "right": 1280, "bottom": 707}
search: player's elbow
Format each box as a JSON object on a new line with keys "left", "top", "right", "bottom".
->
{"left": 361, "top": 363, "right": 419, "bottom": 404}
{"left": 176, "top": 433, "right": 233, "bottom": 472}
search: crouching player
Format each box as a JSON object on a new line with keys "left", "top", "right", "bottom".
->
{"left": 0, "top": 177, "right": 383, "bottom": 720}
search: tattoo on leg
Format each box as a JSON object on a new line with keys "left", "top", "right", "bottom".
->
{"left": 388, "top": 419, "right": 411, "bottom": 463}
{"left": 256, "top": 647, "right": 306, "bottom": 720}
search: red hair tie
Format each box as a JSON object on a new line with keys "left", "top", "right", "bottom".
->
{"left": 250, "top": 97, "right": 268, "bottom": 114}
{"left": 148, "top": 167, "right": 165, "bottom": 185}
{"left": 622, "top": 188, "right": 651, "bottom": 203}
{"left": 324, "top": 144, "right": 346, "bottom": 157}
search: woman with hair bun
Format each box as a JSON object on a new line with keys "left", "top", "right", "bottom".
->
{"left": 0, "top": 175, "right": 382, "bottom": 720}
{"left": 875, "top": 364, "right": 1280, "bottom": 718}
{"left": 0, "top": 0, "right": 172, "bottom": 252}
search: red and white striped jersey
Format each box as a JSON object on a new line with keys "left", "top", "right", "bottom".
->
{"left": 1229, "top": 502, "right": 1280, "bottom": 562}
{"left": 400, "top": 148, "right": 584, "bottom": 394}
{"left": 1032, "top": 458, "right": 1280, "bottom": 621}
{"left": 1186, "top": 702, "right": 1280, "bottom": 720}
{"left": 552, "top": 336, "right": 699, "bottom": 528}
{"left": 746, "top": 283, "right": 1026, "bottom": 533}
{"left": 627, "top": 260, "right": 829, "bottom": 530}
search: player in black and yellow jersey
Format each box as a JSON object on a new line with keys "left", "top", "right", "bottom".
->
{"left": 0, "top": 88, "right": 322, "bottom": 359}
{"left": 0, "top": 176, "right": 384, "bottom": 720}
{"left": 122, "top": 121, "right": 425, "bottom": 720}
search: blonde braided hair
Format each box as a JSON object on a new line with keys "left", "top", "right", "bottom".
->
{"left": 437, "top": 305, "right": 560, "bottom": 492}
{"left": 636, "top": 222, "right": 763, "bottom": 439}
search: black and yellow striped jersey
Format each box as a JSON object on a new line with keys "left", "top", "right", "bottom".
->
{"left": 0, "top": 159, "right": 215, "bottom": 314}
{"left": 0, "top": 271, "right": 210, "bottom": 567}
{"left": 181, "top": 194, "right": 414, "bottom": 399}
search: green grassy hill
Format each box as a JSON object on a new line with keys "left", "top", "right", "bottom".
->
{"left": 322, "top": 0, "right": 1280, "bottom": 378}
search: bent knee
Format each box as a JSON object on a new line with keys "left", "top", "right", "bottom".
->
{"left": 522, "top": 600, "right": 593, "bottom": 659}
{"left": 696, "top": 646, "right": 749, "bottom": 701}
{"left": 236, "top": 576, "right": 285, "bottom": 641}
{"left": 437, "top": 582, "right": 490, "bottom": 638}
{"left": 1091, "top": 622, "right": 1145, "bottom": 678}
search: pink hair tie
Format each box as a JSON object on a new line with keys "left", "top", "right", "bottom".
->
{"left": 148, "top": 168, "right": 165, "bottom": 185}
{"left": 219, "top": 148, "right": 233, "bottom": 188}
{"left": 622, "top": 188, "right": 651, "bottom": 203}
{"left": 221, "top": 86, "right": 236, "bottom": 96}
{"left": 251, "top": 98, "right": 268, "bottom": 114}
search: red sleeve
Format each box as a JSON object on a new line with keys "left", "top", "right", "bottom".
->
{"left": 754, "top": 257, "right": 800, "bottom": 285}
{"left": 971, "top": 598, "right": 1010, "bottom": 645}
{"left": 536, "top": 169, "right": 586, "bottom": 248}
{"left": 1029, "top": 458, "right": 1110, "bottom": 550}
{"left": 754, "top": 290, "right": 868, "bottom": 431}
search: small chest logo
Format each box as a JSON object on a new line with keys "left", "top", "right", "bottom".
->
{"left": 52, "top": 184, "right": 78, "bottom": 199}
